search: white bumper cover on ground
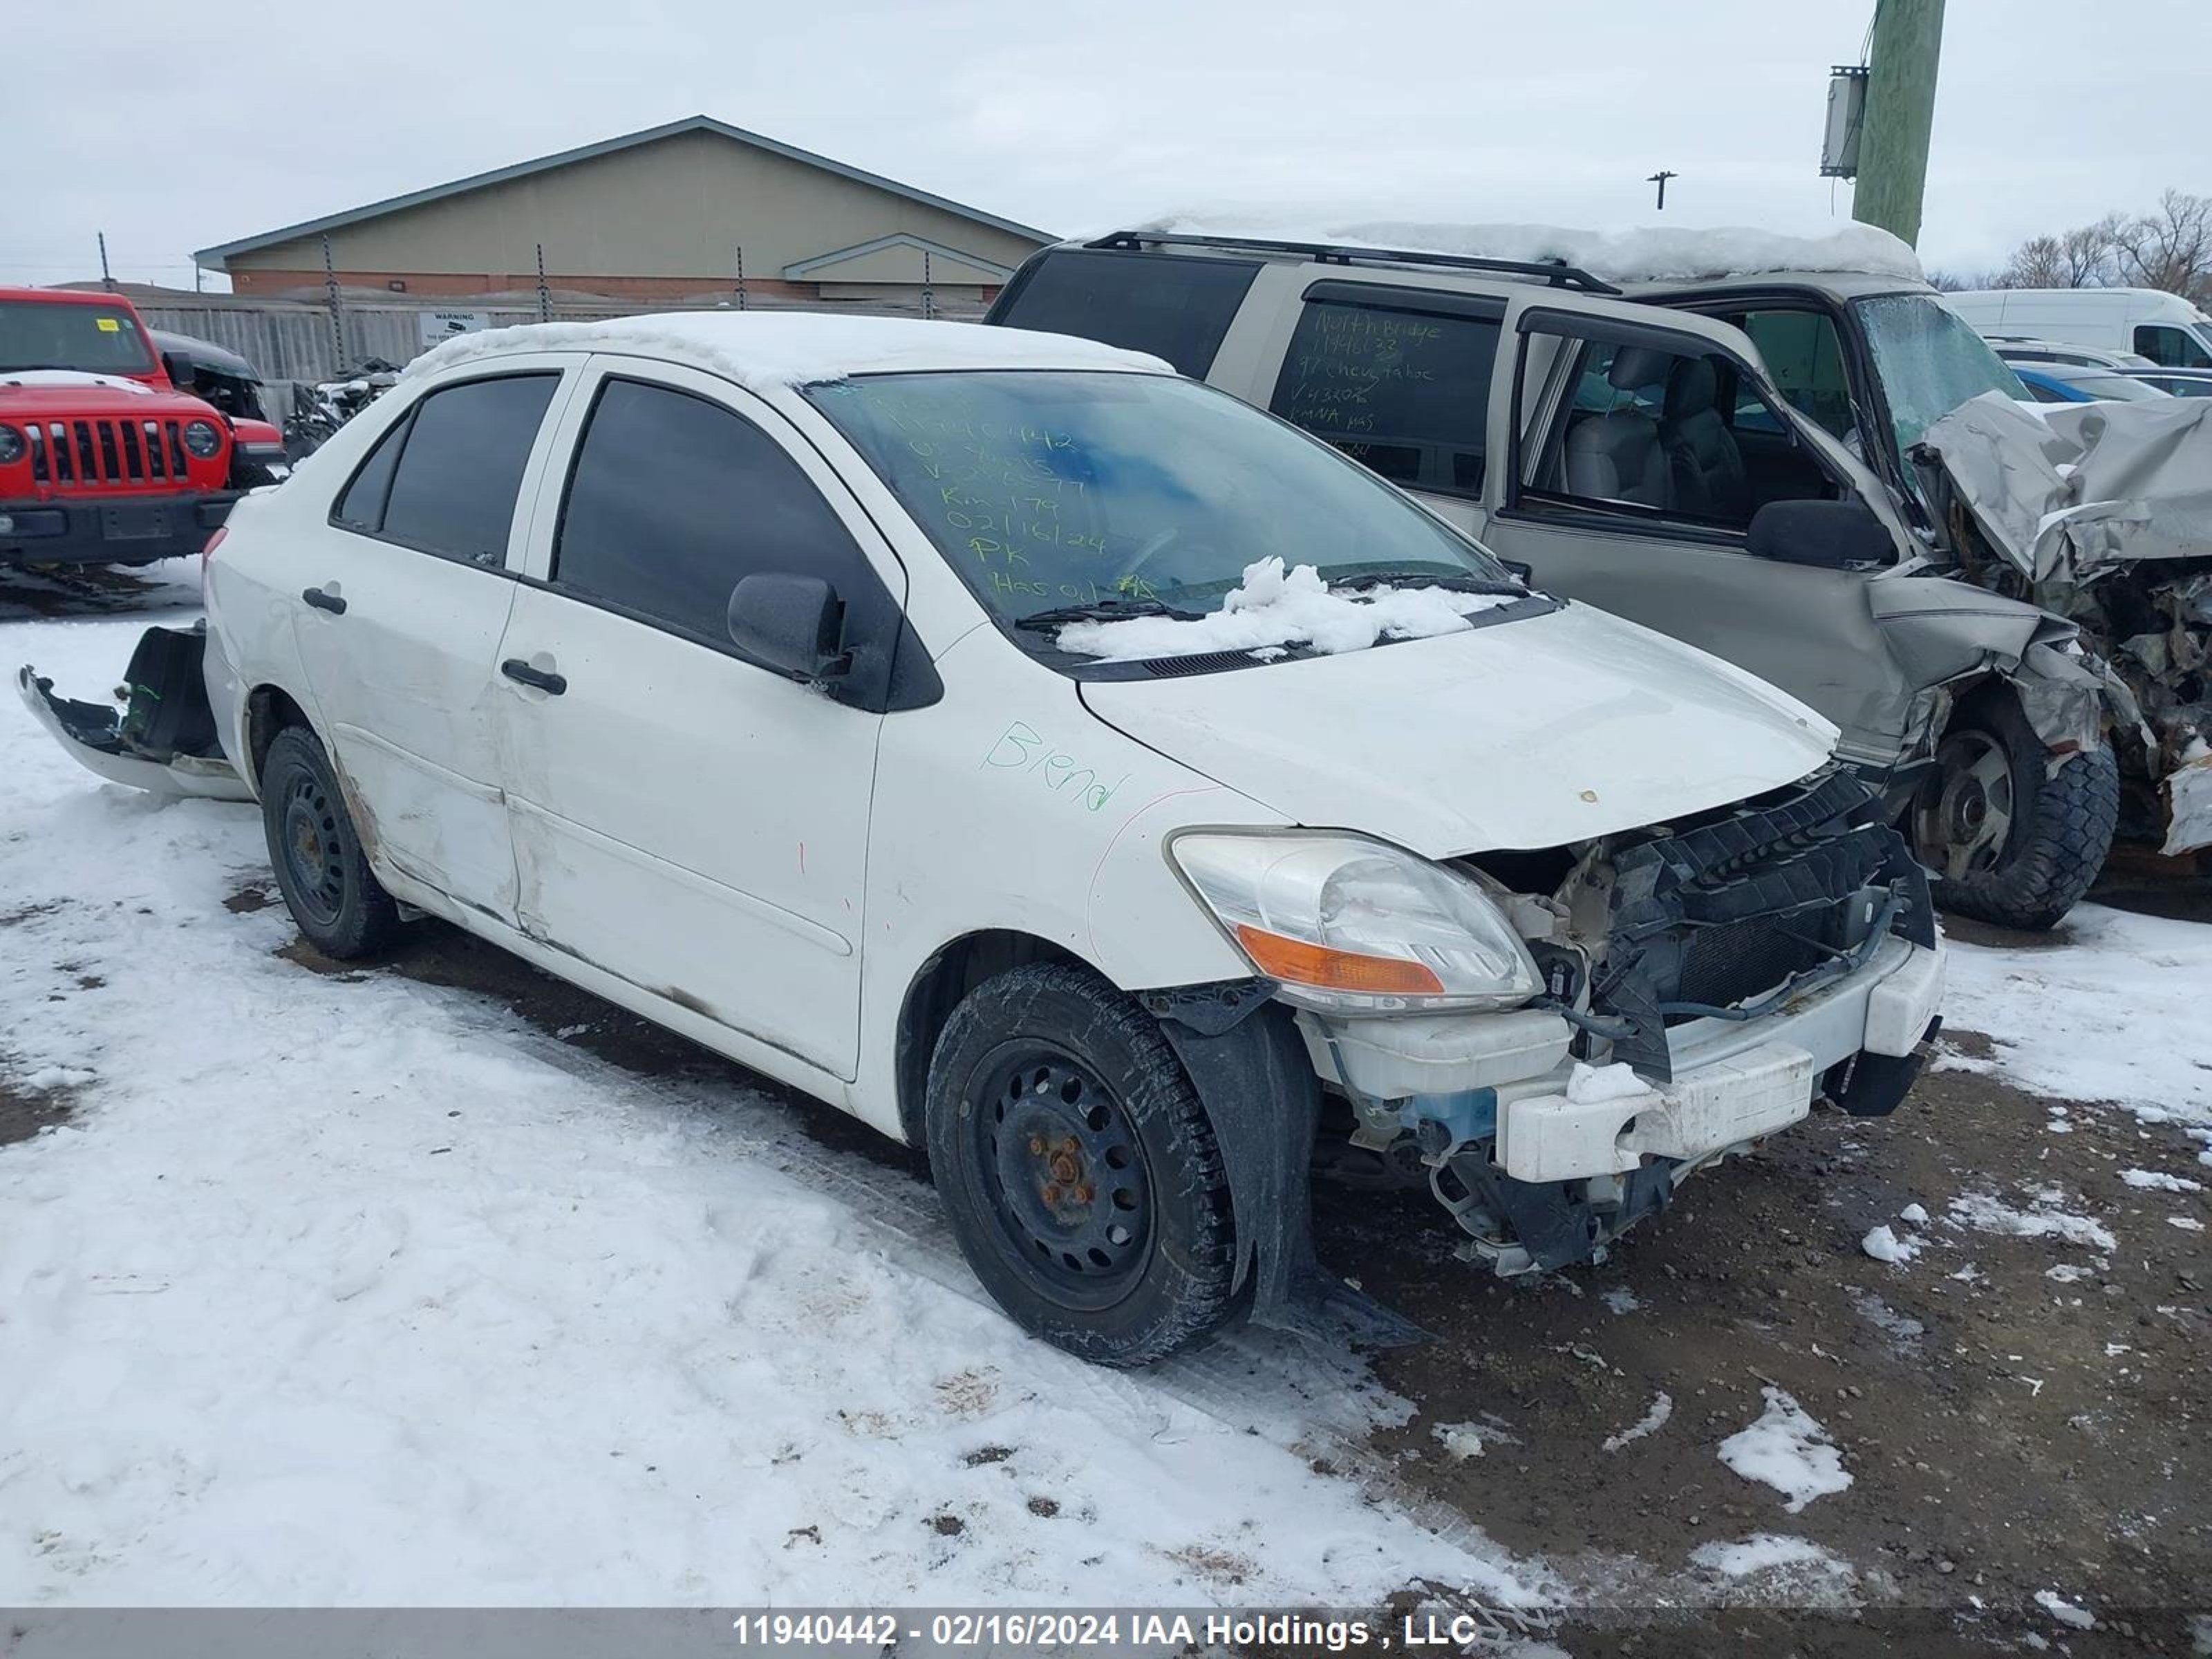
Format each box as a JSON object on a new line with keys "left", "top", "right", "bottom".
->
{"left": 1495, "top": 935, "right": 1945, "bottom": 1185}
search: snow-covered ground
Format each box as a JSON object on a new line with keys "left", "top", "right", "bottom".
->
{"left": 0, "top": 600, "right": 1542, "bottom": 1609}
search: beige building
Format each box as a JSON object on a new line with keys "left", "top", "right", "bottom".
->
{"left": 196, "top": 115, "right": 1052, "bottom": 307}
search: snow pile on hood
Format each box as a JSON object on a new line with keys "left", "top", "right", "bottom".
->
{"left": 1131, "top": 214, "right": 1924, "bottom": 283}
{"left": 406, "top": 312, "right": 1169, "bottom": 393}
{"left": 0, "top": 370, "right": 153, "bottom": 395}
{"left": 1053, "top": 557, "right": 1516, "bottom": 662}
{"left": 1718, "top": 1387, "right": 1851, "bottom": 1512}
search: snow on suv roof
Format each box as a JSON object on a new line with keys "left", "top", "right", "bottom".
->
{"left": 406, "top": 312, "right": 1171, "bottom": 393}
{"left": 1131, "top": 216, "right": 1924, "bottom": 284}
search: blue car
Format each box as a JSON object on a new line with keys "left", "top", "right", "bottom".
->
{"left": 2013, "top": 362, "right": 2172, "bottom": 404}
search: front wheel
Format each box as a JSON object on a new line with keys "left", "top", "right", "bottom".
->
{"left": 1911, "top": 691, "right": 2118, "bottom": 931}
{"left": 924, "top": 963, "right": 1238, "bottom": 1367}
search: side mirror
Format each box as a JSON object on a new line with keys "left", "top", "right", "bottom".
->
{"left": 1745, "top": 498, "right": 1893, "bottom": 570}
{"left": 160, "top": 349, "right": 198, "bottom": 389}
{"left": 1498, "top": 558, "right": 1535, "bottom": 585}
{"left": 727, "top": 572, "right": 852, "bottom": 682}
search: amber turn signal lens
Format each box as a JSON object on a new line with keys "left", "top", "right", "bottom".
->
{"left": 1232, "top": 924, "right": 1446, "bottom": 995}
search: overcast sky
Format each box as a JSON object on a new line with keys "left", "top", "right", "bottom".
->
{"left": 11, "top": 0, "right": 2209, "bottom": 290}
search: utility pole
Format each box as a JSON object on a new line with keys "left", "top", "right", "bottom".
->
{"left": 1646, "top": 170, "right": 1678, "bottom": 212}
{"left": 1852, "top": 0, "right": 1947, "bottom": 246}
{"left": 536, "top": 242, "right": 550, "bottom": 324}
{"left": 97, "top": 232, "right": 115, "bottom": 291}
{"left": 322, "top": 234, "right": 345, "bottom": 374}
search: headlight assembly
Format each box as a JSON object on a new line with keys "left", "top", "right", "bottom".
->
{"left": 1168, "top": 831, "right": 1541, "bottom": 1014}
{"left": 182, "top": 420, "right": 223, "bottom": 459}
{"left": 0, "top": 424, "right": 24, "bottom": 465}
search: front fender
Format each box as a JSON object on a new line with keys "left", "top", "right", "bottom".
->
{"left": 1870, "top": 577, "right": 2116, "bottom": 756}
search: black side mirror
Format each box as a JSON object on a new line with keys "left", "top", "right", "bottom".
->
{"left": 1745, "top": 498, "right": 1893, "bottom": 570}
{"left": 727, "top": 572, "right": 852, "bottom": 682}
{"left": 160, "top": 349, "right": 198, "bottom": 389}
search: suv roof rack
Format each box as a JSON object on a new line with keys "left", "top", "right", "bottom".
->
{"left": 1083, "top": 230, "right": 1622, "bottom": 295}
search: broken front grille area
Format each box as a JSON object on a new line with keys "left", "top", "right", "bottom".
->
{"left": 25, "top": 418, "right": 192, "bottom": 489}
{"left": 1583, "top": 769, "right": 1933, "bottom": 1080}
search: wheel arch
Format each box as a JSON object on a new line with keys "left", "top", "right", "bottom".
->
{"left": 893, "top": 928, "right": 1087, "bottom": 1146}
{"left": 244, "top": 682, "right": 315, "bottom": 785}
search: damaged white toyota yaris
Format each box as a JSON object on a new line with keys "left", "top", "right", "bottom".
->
{"left": 18, "top": 314, "right": 1946, "bottom": 1365}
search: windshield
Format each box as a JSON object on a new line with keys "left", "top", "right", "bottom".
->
{"left": 1853, "top": 293, "right": 2026, "bottom": 452}
{"left": 0, "top": 299, "right": 156, "bottom": 375}
{"left": 807, "top": 371, "right": 1509, "bottom": 633}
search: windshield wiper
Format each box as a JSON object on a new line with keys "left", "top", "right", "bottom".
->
{"left": 1013, "top": 597, "right": 1205, "bottom": 631}
{"left": 1329, "top": 568, "right": 1528, "bottom": 599}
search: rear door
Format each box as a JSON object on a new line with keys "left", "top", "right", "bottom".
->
{"left": 494, "top": 357, "right": 906, "bottom": 1078}
{"left": 1475, "top": 293, "right": 1917, "bottom": 764}
{"left": 292, "top": 359, "right": 576, "bottom": 917}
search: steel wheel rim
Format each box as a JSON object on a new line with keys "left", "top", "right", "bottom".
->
{"left": 967, "top": 1042, "right": 1154, "bottom": 1312}
{"left": 1916, "top": 730, "right": 2016, "bottom": 881}
{"left": 279, "top": 771, "right": 348, "bottom": 927}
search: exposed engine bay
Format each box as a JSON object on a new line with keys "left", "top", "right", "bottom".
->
{"left": 1305, "top": 768, "right": 1940, "bottom": 1275}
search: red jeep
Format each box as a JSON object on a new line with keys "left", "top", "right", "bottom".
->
{"left": 1, "top": 287, "right": 289, "bottom": 568}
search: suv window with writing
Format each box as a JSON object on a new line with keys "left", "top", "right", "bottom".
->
{"left": 0, "top": 300, "right": 156, "bottom": 375}
{"left": 375, "top": 375, "right": 558, "bottom": 563}
{"left": 554, "top": 378, "right": 881, "bottom": 646}
{"left": 1535, "top": 338, "right": 1838, "bottom": 529}
{"left": 2134, "top": 324, "right": 2212, "bottom": 368}
{"left": 1268, "top": 290, "right": 1501, "bottom": 496}
{"left": 987, "top": 250, "right": 1259, "bottom": 377}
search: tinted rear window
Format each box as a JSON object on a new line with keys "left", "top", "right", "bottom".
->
{"left": 987, "top": 248, "right": 1258, "bottom": 377}
{"left": 376, "top": 374, "right": 559, "bottom": 563}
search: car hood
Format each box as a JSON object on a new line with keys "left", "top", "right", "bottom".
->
{"left": 1078, "top": 600, "right": 1838, "bottom": 858}
{"left": 1921, "top": 391, "right": 2212, "bottom": 580}
{"left": 0, "top": 381, "right": 216, "bottom": 423}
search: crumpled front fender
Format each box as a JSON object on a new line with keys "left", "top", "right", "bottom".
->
{"left": 1868, "top": 577, "right": 2120, "bottom": 760}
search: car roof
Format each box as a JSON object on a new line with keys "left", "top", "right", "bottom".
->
{"left": 149, "top": 329, "right": 259, "bottom": 381}
{"left": 407, "top": 312, "right": 1170, "bottom": 395}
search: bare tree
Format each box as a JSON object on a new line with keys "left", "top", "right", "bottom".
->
{"left": 2110, "top": 190, "right": 2212, "bottom": 306}
{"left": 1997, "top": 214, "right": 2123, "bottom": 289}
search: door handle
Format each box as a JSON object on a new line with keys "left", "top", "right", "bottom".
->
{"left": 501, "top": 658, "right": 567, "bottom": 695}
{"left": 301, "top": 586, "right": 346, "bottom": 615}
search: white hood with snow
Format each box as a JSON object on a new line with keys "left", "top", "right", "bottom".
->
{"left": 1078, "top": 601, "right": 1838, "bottom": 858}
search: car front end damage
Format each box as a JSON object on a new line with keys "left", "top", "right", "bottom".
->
{"left": 1918, "top": 393, "right": 2212, "bottom": 857}
{"left": 1151, "top": 767, "right": 1943, "bottom": 1331}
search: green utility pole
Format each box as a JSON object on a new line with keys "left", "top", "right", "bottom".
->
{"left": 1852, "top": 0, "right": 1947, "bottom": 246}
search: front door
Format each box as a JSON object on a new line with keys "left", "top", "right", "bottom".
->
{"left": 292, "top": 362, "right": 574, "bottom": 917}
{"left": 495, "top": 359, "right": 902, "bottom": 1078}
{"left": 1474, "top": 293, "right": 1917, "bottom": 765}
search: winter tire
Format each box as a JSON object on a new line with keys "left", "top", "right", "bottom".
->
{"left": 259, "top": 724, "right": 402, "bottom": 959}
{"left": 925, "top": 962, "right": 1238, "bottom": 1367}
{"left": 1911, "top": 689, "right": 2118, "bottom": 932}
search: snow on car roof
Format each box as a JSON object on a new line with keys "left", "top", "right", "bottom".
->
{"left": 1130, "top": 214, "right": 1924, "bottom": 283}
{"left": 404, "top": 312, "right": 1170, "bottom": 392}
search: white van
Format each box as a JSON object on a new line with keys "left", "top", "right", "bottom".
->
{"left": 1943, "top": 288, "right": 2212, "bottom": 369}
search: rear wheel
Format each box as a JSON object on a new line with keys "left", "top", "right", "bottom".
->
{"left": 1911, "top": 691, "right": 2117, "bottom": 932}
{"left": 924, "top": 963, "right": 1237, "bottom": 1367}
{"left": 259, "top": 725, "right": 401, "bottom": 959}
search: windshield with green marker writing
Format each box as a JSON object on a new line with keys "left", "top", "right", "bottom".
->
{"left": 806, "top": 370, "right": 1510, "bottom": 640}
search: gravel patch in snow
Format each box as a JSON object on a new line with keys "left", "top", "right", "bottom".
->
{"left": 1717, "top": 1388, "right": 1850, "bottom": 1513}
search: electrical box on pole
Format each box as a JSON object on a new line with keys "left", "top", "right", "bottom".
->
{"left": 1821, "top": 65, "right": 1868, "bottom": 177}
